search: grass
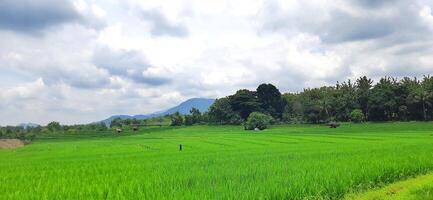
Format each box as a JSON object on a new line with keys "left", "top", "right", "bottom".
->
{"left": 1, "top": 122, "right": 433, "bottom": 199}
{"left": 346, "top": 172, "right": 433, "bottom": 200}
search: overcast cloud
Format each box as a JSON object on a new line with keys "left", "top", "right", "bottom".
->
{"left": 1, "top": 0, "right": 433, "bottom": 125}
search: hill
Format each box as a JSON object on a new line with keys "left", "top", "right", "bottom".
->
{"left": 17, "top": 123, "right": 40, "bottom": 129}
{"left": 101, "top": 98, "right": 215, "bottom": 126}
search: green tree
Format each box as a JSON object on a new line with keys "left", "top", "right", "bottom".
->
{"left": 229, "top": 89, "right": 261, "bottom": 120}
{"left": 110, "top": 118, "right": 122, "bottom": 128}
{"left": 350, "top": 109, "right": 365, "bottom": 123}
{"left": 421, "top": 76, "right": 433, "bottom": 120}
{"left": 184, "top": 115, "right": 194, "bottom": 126}
{"left": 356, "top": 76, "right": 373, "bottom": 120}
{"left": 190, "top": 107, "right": 202, "bottom": 124}
{"left": 256, "top": 83, "right": 286, "bottom": 120}
{"left": 400, "top": 77, "right": 423, "bottom": 120}
{"left": 282, "top": 93, "right": 303, "bottom": 123}
{"left": 170, "top": 112, "right": 183, "bottom": 126}
{"left": 208, "top": 97, "right": 242, "bottom": 124}
{"left": 97, "top": 122, "right": 107, "bottom": 131}
{"left": 244, "top": 112, "right": 273, "bottom": 130}
{"left": 301, "top": 87, "right": 334, "bottom": 123}
{"left": 334, "top": 80, "right": 358, "bottom": 121}
{"left": 369, "top": 77, "right": 399, "bottom": 121}
{"left": 47, "top": 121, "right": 61, "bottom": 132}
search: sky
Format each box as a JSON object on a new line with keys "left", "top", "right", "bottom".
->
{"left": 1, "top": 0, "right": 433, "bottom": 125}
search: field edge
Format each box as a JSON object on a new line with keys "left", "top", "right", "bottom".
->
{"left": 345, "top": 172, "right": 433, "bottom": 200}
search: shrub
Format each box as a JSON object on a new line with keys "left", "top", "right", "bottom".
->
{"left": 244, "top": 112, "right": 273, "bottom": 130}
{"left": 350, "top": 109, "right": 365, "bottom": 123}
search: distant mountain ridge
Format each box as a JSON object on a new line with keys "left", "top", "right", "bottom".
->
{"left": 101, "top": 98, "right": 215, "bottom": 126}
{"left": 17, "top": 123, "right": 40, "bottom": 129}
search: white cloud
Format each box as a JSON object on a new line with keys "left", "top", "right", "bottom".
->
{"left": 1, "top": 0, "right": 433, "bottom": 125}
{"left": 0, "top": 78, "right": 45, "bottom": 101}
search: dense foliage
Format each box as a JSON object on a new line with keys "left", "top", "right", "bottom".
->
{"left": 0, "top": 122, "right": 108, "bottom": 140}
{"left": 208, "top": 83, "right": 286, "bottom": 124}
{"left": 350, "top": 109, "right": 365, "bottom": 123}
{"left": 244, "top": 112, "right": 273, "bottom": 130}
{"left": 207, "top": 97, "right": 242, "bottom": 124}
{"left": 170, "top": 112, "right": 184, "bottom": 126}
{"left": 0, "top": 126, "right": 38, "bottom": 140}
{"left": 209, "top": 76, "right": 433, "bottom": 124}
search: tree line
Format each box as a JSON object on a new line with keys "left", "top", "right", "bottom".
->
{"left": 2, "top": 75, "right": 433, "bottom": 139}
{"left": 0, "top": 122, "right": 108, "bottom": 140}
{"left": 206, "top": 76, "right": 433, "bottom": 124}
{"left": 110, "top": 75, "right": 433, "bottom": 127}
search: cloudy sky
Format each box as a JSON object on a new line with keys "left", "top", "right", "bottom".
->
{"left": 1, "top": 0, "right": 433, "bottom": 125}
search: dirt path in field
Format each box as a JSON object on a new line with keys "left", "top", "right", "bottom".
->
{"left": 0, "top": 139, "right": 25, "bottom": 149}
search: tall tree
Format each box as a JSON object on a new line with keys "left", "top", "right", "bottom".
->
{"left": 282, "top": 93, "right": 303, "bottom": 122}
{"left": 369, "top": 77, "right": 399, "bottom": 121}
{"left": 400, "top": 77, "right": 422, "bottom": 120}
{"left": 422, "top": 76, "right": 433, "bottom": 120}
{"left": 356, "top": 76, "right": 373, "bottom": 120}
{"left": 256, "top": 83, "right": 286, "bottom": 120}
{"left": 190, "top": 107, "right": 202, "bottom": 124}
{"left": 208, "top": 97, "right": 242, "bottom": 124}
{"left": 229, "top": 89, "right": 261, "bottom": 120}
{"left": 301, "top": 88, "right": 332, "bottom": 123}
{"left": 170, "top": 112, "right": 183, "bottom": 126}
{"left": 47, "top": 121, "right": 61, "bottom": 132}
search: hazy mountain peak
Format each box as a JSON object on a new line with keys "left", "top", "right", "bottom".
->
{"left": 101, "top": 98, "right": 215, "bottom": 125}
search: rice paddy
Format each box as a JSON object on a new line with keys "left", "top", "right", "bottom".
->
{"left": 1, "top": 122, "right": 433, "bottom": 199}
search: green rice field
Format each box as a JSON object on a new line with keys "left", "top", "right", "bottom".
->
{"left": 2, "top": 122, "right": 433, "bottom": 199}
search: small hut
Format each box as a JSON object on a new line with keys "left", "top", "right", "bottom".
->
{"left": 132, "top": 126, "right": 139, "bottom": 131}
{"left": 116, "top": 128, "right": 123, "bottom": 133}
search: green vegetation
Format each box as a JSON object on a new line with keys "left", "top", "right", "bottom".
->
{"left": 244, "top": 112, "right": 272, "bottom": 130}
{"left": 2, "top": 122, "right": 433, "bottom": 199}
{"left": 170, "top": 112, "right": 184, "bottom": 126}
{"left": 346, "top": 173, "right": 433, "bottom": 200}
{"left": 0, "top": 126, "right": 38, "bottom": 140}
{"left": 208, "top": 76, "right": 433, "bottom": 125}
{"left": 3, "top": 76, "right": 433, "bottom": 141}
{"left": 1, "top": 77, "right": 433, "bottom": 198}
{"left": 350, "top": 109, "right": 365, "bottom": 123}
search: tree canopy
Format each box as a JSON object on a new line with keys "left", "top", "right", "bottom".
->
{"left": 209, "top": 76, "right": 433, "bottom": 124}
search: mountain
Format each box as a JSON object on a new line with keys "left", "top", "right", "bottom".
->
{"left": 101, "top": 98, "right": 215, "bottom": 126}
{"left": 17, "top": 123, "right": 40, "bottom": 129}
{"left": 161, "top": 98, "right": 216, "bottom": 115}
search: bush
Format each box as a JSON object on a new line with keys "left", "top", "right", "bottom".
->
{"left": 244, "top": 112, "right": 273, "bottom": 130}
{"left": 350, "top": 109, "right": 365, "bottom": 123}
